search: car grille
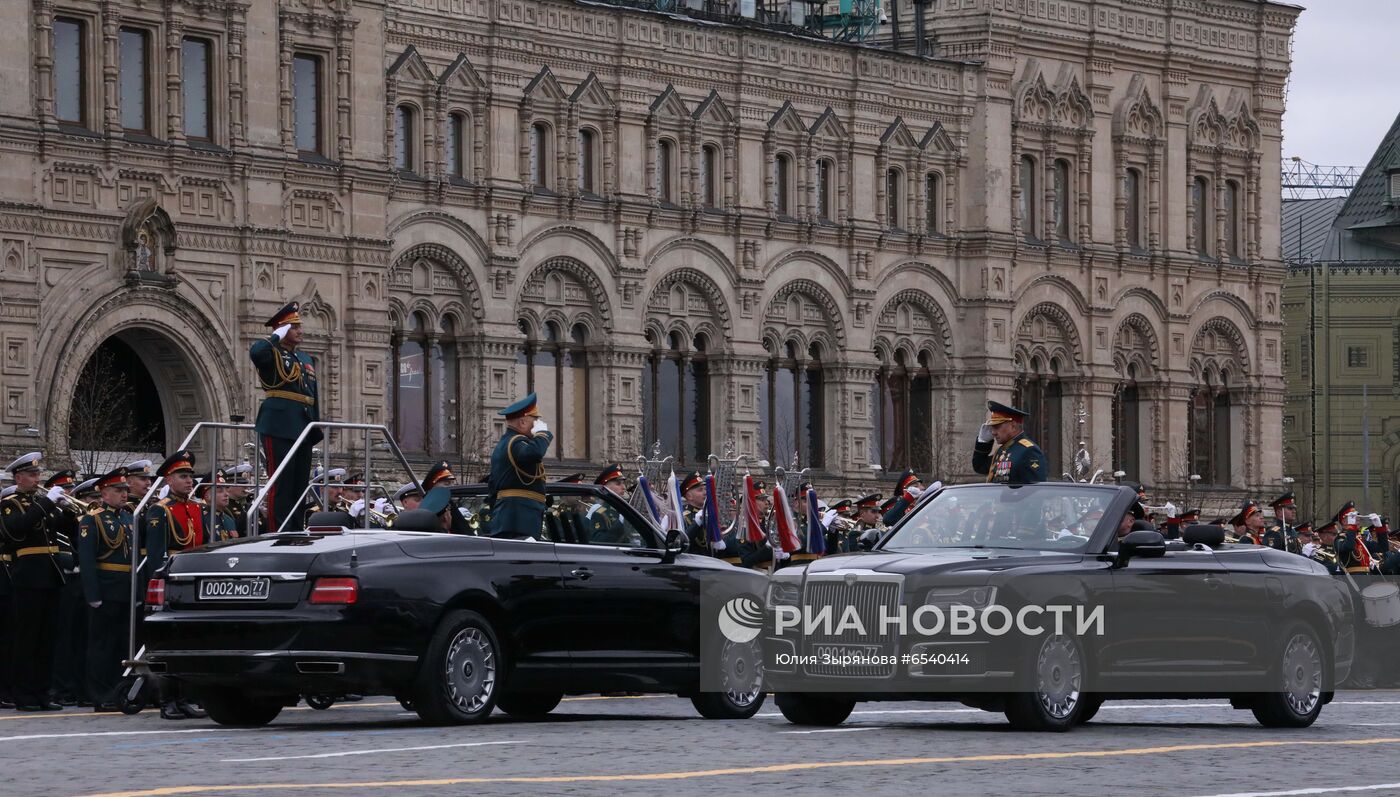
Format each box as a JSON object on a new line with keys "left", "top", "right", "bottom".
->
{"left": 801, "top": 574, "right": 903, "bottom": 677}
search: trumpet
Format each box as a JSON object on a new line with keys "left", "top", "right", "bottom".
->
{"left": 827, "top": 515, "right": 858, "bottom": 533}
{"left": 56, "top": 493, "right": 95, "bottom": 515}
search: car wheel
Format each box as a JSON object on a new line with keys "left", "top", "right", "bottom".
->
{"left": 1252, "top": 623, "right": 1325, "bottom": 728}
{"left": 693, "top": 636, "right": 766, "bottom": 719}
{"left": 414, "top": 609, "right": 502, "bottom": 725}
{"left": 1076, "top": 695, "right": 1104, "bottom": 724}
{"left": 305, "top": 694, "right": 336, "bottom": 711}
{"left": 496, "top": 691, "right": 563, "bottom": 718}
{"left": 774, "top": 692, "right": 856, "bottom": 726}
{"left": 1005, "top": 633, "right": 1086, "bottom": 732}
{"left": 692, "top": 688, "right": 766, "bottom": 720}
{"left": 201, "top": 690, "right": 284, "bottom": 727}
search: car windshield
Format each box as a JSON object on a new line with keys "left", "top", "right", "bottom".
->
{"left": 879, "top": 484, "right": 1116, "bottom": 554}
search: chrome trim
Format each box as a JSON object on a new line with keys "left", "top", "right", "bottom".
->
{"left": 167, "top": 572, "right": 308, "bottom": 582}
{"left": 149, "top": 649, "right": 419, "bottom": 663}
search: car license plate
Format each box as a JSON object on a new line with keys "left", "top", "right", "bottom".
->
{"left": 812, "top": 644, "right": 883, "bottom": 661}
{"left": 198, "top": 577, "right": 270, "bottom": 601}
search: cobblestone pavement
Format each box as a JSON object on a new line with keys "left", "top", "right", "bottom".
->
{"left": 8, "top": 691, "right": 1400, "bottom": 797}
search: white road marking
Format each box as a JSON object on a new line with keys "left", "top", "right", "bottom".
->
{"left": 0, "top": 728, "right": 256, "bottom": 743}
{"left": 777, "top": 727, "right": 879, "bottom": 734}
{"left": 221, "top": 740, "right": 525, "bottom": 762}
{"left": 1190, "top": 783, "right": 1400, "bottom": 797}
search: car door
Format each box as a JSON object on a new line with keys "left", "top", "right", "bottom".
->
{"left": 1104, "top": 546, "right": 1237, "bottom": 684}
{"left": 552, "top": 491, "right": 698, "bottom": 687}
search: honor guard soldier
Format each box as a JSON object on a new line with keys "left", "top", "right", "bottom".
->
{"left": 972, "top": 401, "right": 1048, "bottom": 484}
{"left": 195, "top": 473, "right": 238, "bottom": 543}
{"left": 848, "top": 494, "right": 885, "bottom": 552}
{"left": 146, "top": 451, "right": 207, "bottom": 720}
{"left": 487, "top": 393, "right": 553, "bottom": 538}
{"left": 678, "top": 472, "right": 717, "bottom": 556}
{"left": 1264, "top": 492, "right": 1296, "bottom": 551}
{"left": 1231, "top": 501, "right": 1265, "bottom": 545}
{"left": 726, "top": 480, "right": 778, "bottom": 570}
{"left": 76, "top": 468, "right": 133, "bottom": 711}
{"left": 250, "top": 301, "right": 320, "bottom": 534}
{"left": 1, "top": 453, "right": 67, "bottom": 710}
{"left": 587, "top": 464, "right": 636, "bottom": 545}
{"left": 882, "top": 470, "right": 927, "bottom": 526}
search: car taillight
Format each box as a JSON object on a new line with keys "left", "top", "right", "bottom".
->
{"left": 146, "top": 578, "right": 165, "bottom": 608}
{"left": 309, "top": 577, "right": 358, "bottom": 605}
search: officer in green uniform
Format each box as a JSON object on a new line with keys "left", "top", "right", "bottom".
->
{"left": 249, "top": 301, "right": 320, "bottom": 533}
{"left": 881, "top": 470, "right": 925, "bottom": 526}
{"left": 675, "top": 472, "right": 716, "bottom": 556}
{"left": 1, "top": 452, "right": 67, "bottom": 711}
{"left": 487, "top": 393, "right": 554, "bottom": 538}
{"left": 587, "top": 464, "right": 637, "bottom": 545}
{"left": 76, "top": 468, "right": 133, "bottom": 711}
{"left": 44, "top": 469, "right": 86, "bottom": 706}
{"left": 972, "top": 400, "right": 1048, "bottom": 485}
{"left": 1263, "top": 491, "right": 1295, "bottom": 551}
{"left": 847, "top": 493, "right": 884, "bottom": 551}
{"left": 195, "top": 472, "right": 238, "bottom": 543}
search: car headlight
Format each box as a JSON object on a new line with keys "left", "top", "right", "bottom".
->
{"left": 767, "top": 580, "right": 802, "bottom": 607}
{"left": 924, "top": 586, "right": 997, "bottom": 610}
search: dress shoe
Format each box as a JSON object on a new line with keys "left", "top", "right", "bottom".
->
{"left": 177, "top": 700, "right": 206, "bottom": 719}
{"left": 160, "top": 701, "right": 188, "bottom": 720}
{"left": 94, "top": 703, "right": 121, "bottom": 713}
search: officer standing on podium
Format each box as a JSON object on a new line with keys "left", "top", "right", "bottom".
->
{"left": 487, "top": 393, "right": 553, "bottom": 538}
{"left": 972, "top": 400, "right": 1048, "bottom": 485}
{"left": 249, "top": 301, "right": 320, "bottom": 533}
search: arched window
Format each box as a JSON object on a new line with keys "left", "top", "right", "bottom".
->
{"left": 816, "top": 158, "right": 834, "bottom": 222}
{"left": 700, "top": 144, "right": 719, "bottom": 209}
{"left": 1125, "top": 168, "right": 1143, "bottom": 250}
{"left": 774, "top": 152, "right": 793, "bottom": 216}
{"left": 924, "top": 172, "right": 942, "bottom": 235}
{"left": 1188, "top": 371, "right": 1233, "bottom": 485}
{"left": 642, "top": 331, "right": 711, "bottom": 465}
{"left": 874, "top": 349, "right": 934, "bottom": 472}
{"left": 394, "top": 105, "right": 416, "bottom": 172}
{"left": 804, "top": 343, "right": 825, "bottom": 469}
{"left": 517, "top": 318, "right": 589, "bottom": 461}
{"left": 1019, "top": 155, "right": 1038, "bottom": 241}
{"left": 1111, "top": 365, "right": 1141, "bottom": 479}
{"left": 529, "top": 122, "right": 550, "bottom": 190}
{"left": 1013, "top": 357, "right": 1063, "bottom": 474}
{"left": 656, "top": 138, "right": 675, "bottom": 203}
{"left": 1052, "top": 158, "right": 1072, "bottom": 243}
{"left": 391, "top": 312, "right": 428, "bottom": 453}
{"left": 432, "top": 317, "right": 459, "bottom": 452}
{"left": 578, "top": 128, "right": 597, "bottom": 194}
{"left": 885, "top": 167, "right": 904, "bottom": 230}
{"left": 446, "top": 113, "right": 467, "bottom": 179}
{"left": 1192, "top": 176, "right": 1211, "bottom": 257}
{"left": 760, "top": 340, "right": 825, "bottom": 468}
{"left": 1225, "top": 180, "right": 1241, "bottom": 260}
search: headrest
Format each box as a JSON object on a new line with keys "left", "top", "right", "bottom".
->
{"left": 392, "top": 508, "right": 443, "bottom": 532}
{"left": 1183, "top": 524, "right": 1225, "bottom": 548}
{"left": 305, "top": 511, "right": 355, "bottom": 529}
{"left": 1130, "top": 519, "right": 1157, "bottom": 532}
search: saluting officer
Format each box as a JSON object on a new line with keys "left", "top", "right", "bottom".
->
{"left": 972, "top": 401, "right": 1048, "bottom": 485}
{"left": 487, "top": 393, "right": 553, "bottom": 538}
{"left": 76, "top": 468, "right": 133, "bottom": 712}
{"left": 249, "top": 301, "right": 320, "bottom": 534}
{"left": 882, "top": 470, "right": 925, "bottom": 526}
{"left": 1, "top": 453, "right": 67, "bottom": 711}
{"left": 587, "top": 464, "right": 636, "bottom": 545}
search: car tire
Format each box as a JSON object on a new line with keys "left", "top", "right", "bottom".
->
{"left": 305, "top": 694, "right": 336, "bottom": 711}
{"left": 1076, "top": 695, "right": 1104, "bottom": 724}
{"left": 201, "top": 690, "right": 284, "bottom": 727}
{"left": 692, "top": 689, "right": 766, "bottom": 720}
{"left": 1004, "top": 633, "right": 1087, "bottom": 732}
{"left": 495, "top": 691, "right": 563, "bottom": 718}
{"left": 413, "top": 609, "right": 503, "bottom": 726}
{"left": 774, "top": 692, "right": 855, "bottom": 726}
{"left": 1251, "top": 622, "right": 1325, "bottom": 729}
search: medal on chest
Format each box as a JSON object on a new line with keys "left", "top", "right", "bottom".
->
{"left": 994, "top": 449, "right": 1013, "bottom": 482}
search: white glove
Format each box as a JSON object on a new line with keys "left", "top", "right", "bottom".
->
{"left": 532, "top": 418, "right": 549, "bottom": 434}
{"left": 348, "top": 498, "right": 366, "bottom": 517}
{"left": 46, "top": 486, "right": 66, "bottom": 502}
{"left": 694, "top": 509, "right": 705, "bottom": 526}
{"left": 977, "top": 423, "right": 994, "bottom": 443}
{"left": 712, "top": 538, "right": 726, "bottom": 552}
{"left": 272, "top": 324, "right": 292, "bottom": 341}
{"left": 373, "top": 498, "right": 389, "bottom": 515}
{"left": 905, "top": 485, "right": 924, "bottom": 500}
{"left": 1164, "top": 501, "right": 1177, "bottom": 519}
{"left": 158, "top": 485, "right": 169, "bottom": 499}
{"left": 1369, "top": 513, "right": 1382, "bottom": 527}
{"left": 822, "top": 509, "right": 838, "bottom": 527}
{"left": 1345, "top": 511, "right": 1358, "bottom": 526}
{"left": 775, "top": 549, "right": 790, "bottom": 561}
{"left": 88, "top": 601, "right": 102, "bottom": 609}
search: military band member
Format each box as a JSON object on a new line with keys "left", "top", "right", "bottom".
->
{"left": 1363, "top": 515, "right": 1390, "bottom": 559}
{"left": 824, "top": 498, "right": 853, "bottom": 555}
{"left": 391, "top": 483, "right": 423, "bottom": 521}
{"left": 195, "top": 472, "right": 238, "bottom": 543}
{"left": 250, "top": 301, "right": 320, "bottom": 534}
{"left": 487, "top": 393, "right": 553, "bottom": 538}
{"left": 587, "top": 464, "right": 636, "bottom": 545}
{"left": 1, "top": 453, "right": 67, "bottom": 711}
{"left": 0, "top": 486, "right": 10, "bottom": 709}
{"left": 1264, "top": 492, "right": 1296, "bottom": 551}
{"left": 1294, "top": 524, "right": 1315, "bottom": 558}
{"left": 727, "top": 480, "right": 778, "bottom": 570}
{"left": 1336, "top": 505, "right": 1373, "bottom": 575}
{"left": 972, "top": 401, "right": 1048, "bottom": 485}
{"left": 45, "top": 469, "right": 87, "bottom": 706}
{"left": 847, "top": 493, "right": 884, "bottom": 552}
{"left": 1311, "top": 522, "right": 1342, "bottom": 574}
{"left": 307, "top": 467, "right": 349, "bottom": 519}
{"left": 76, "top": 468, "right": 133, "bottom": 711}
{"left": 881, "top": 470, "right": 925, "bottom": 526}
{"left": 678, "top": 472, "right": 715, "bottom": 556}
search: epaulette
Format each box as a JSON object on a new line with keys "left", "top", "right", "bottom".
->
{"left": 87, "top": 505, "right": 104, "bottom": 516}
{"left": 1018, "top": 438, "right": 1035, "bottom": 448}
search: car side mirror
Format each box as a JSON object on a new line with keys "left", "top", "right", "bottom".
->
{"left": 1117, "top": 529, "right": 1167, "bottom": 566}
{"left": 661, "top": 527, "right": 687, "bottom": 563}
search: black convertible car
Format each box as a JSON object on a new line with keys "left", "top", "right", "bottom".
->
{"left": 142, "top": 483, "right": 766, "bottom": 726}
{"left": 763, "top": 483, "right": 1355, "bottom": 732}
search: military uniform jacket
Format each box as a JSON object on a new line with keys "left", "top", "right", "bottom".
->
{"left": 0, "top": 491, "right": 65, "bottom": 588}
{"left": 77, "top": 505, "right": 134, "bottom": 603}
{"left": 147, "top": 495, "right": 206, "bottom": 568}
{"left": 486, "top": 428, "right": 554, "bottom": 536}
{"left": 249, "top": 335, "right": 321, "bottom": 443}
{"left": 973, "top": 432, "right": 1049, "bottom": 484}
{"left": 1261, "top": 525, "right": 1287, "bottom": 551}
{"left": 208, "top": 512, "right": 238, "bottom": 544}
{"left": 586, "top": 501, "right": 634, "bottom": 545}
{"left": 1336, "top": 529, "right": 1370, "bottom": 573}
{"left": 683, "top": 506, "right": 710, "bottom": 555}
{"left": 882, "top": 495, "right": 913, "bottom": 527}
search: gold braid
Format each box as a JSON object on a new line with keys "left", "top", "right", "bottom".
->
{"left": 165, "top": 501, "right": 194, "bottom": 548}
{"left": 95, "top": 508, "right": 126, "bottom": 552}
{"left": 506, "top": 434, "right": 547, "bottom": 486}
{"left": 259, "top": 342, "right": 304, "bottom": 390}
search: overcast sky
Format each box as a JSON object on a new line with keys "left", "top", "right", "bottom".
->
{"left": 1284, "top": 0, "right": 1400, "bottom": 169}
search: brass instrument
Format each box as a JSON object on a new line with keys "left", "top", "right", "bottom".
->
{"left": 1309, "top": 544, "right": 1337, "bottom": 565}
{"left": 57, "top": 493, "right": 95, "bottom": 515}
{"left": 827, "top": 514, "right": 858, "bottom": 534}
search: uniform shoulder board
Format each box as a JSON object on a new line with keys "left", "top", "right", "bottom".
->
{"left": 1018, "top": 438, "right": 1035, "bottom": 448}
{"left": 87, "top": 505, "right": 104, "bottom": 515}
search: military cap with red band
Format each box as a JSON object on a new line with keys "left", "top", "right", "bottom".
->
{"left": 266, "top": 301, "right": 301, "bottom": 328}
{"left": 595, "top": 464, "right": 625, "bottom": 485}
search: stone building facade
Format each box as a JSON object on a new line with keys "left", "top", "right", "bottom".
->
{"left": 0, "top": 0, "right": 1297, "bottom": 492}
